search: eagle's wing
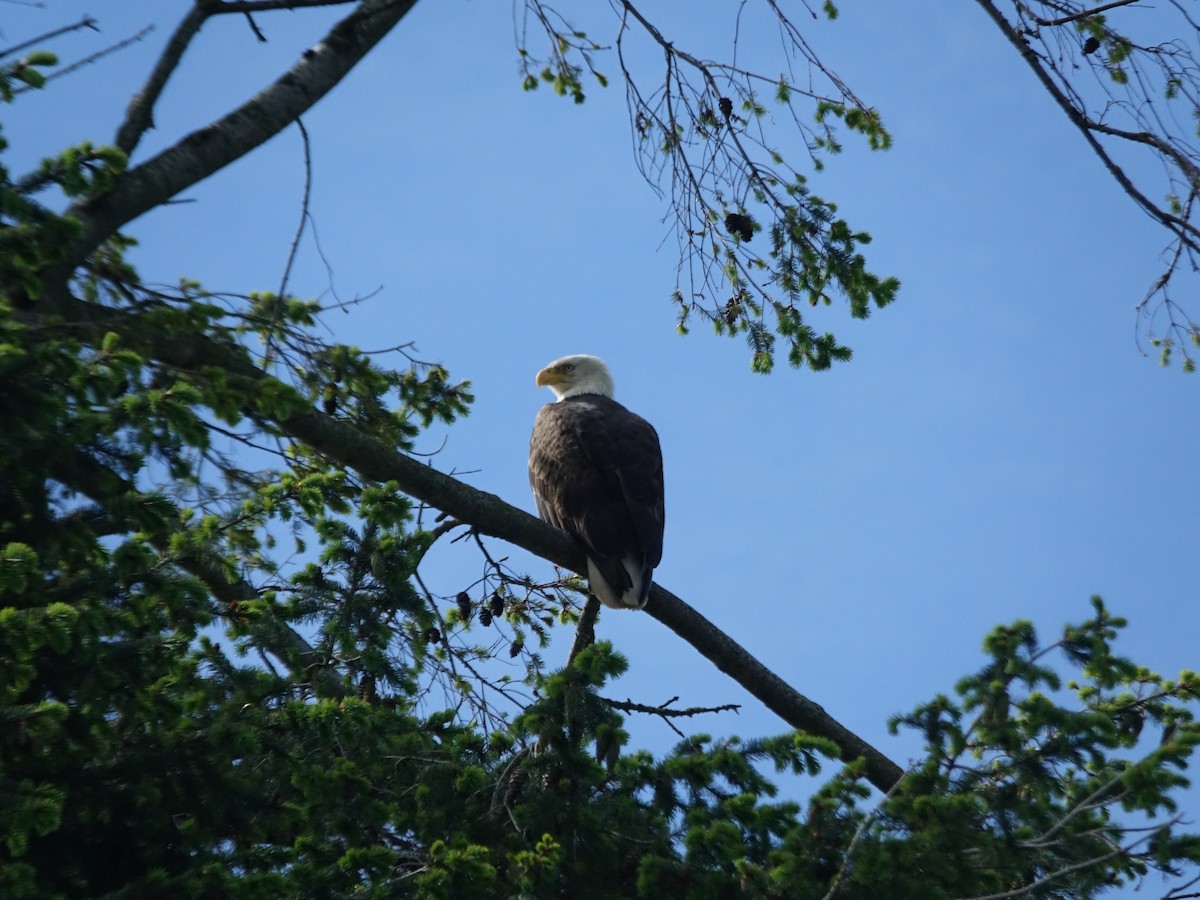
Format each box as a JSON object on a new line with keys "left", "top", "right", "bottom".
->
{"left": 529, "top": 396, "right": 664, "bottom": 589}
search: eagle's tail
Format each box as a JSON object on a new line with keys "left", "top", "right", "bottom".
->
{"left": 586, "top": 553, "right": 652, "bottom": 610}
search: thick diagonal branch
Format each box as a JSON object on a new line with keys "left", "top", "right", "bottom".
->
{"left": 647, "top": 583, "right": 903, "bottom": 790}
{"left": 25, "top": 292, "right": 904, "bottom": 792}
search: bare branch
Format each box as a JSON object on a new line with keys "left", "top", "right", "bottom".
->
{"left": 243, "top": 11, "right": 268, "bottom": 43}
{"left": 601, "top": 694, "right": 741, "bottom": 739}
{"left": 112, "top": 1, "right": 383, "bottom": 157}
{"left": 210, "top": 0, "right": 360, "bottom": 12}
{"left": 114, "top": 5, "right": 208, "bottom": 157}
{"left": 61, "top": 0, "right": 418, "bottom": 277}
{"left": 600, "top": 695, "right": 741, "bottom": 718}
{"left": 15, "top": 25, "right": 156, "bottom": 95}
{"left": 1015, "top": 0, "right": 1142, "bottom": 28}
{"left": 647, "top": 581, "right": 903, "bottom": 790}
{"left": 0, "top": 14, "right": 97, "bottom": 61}
{"left": 278, "top": 117, "right": 312, "bottom": 302}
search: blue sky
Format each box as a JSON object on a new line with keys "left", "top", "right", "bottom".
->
{"left": 5, "top": 0, "right": 1199, "bottom": 885}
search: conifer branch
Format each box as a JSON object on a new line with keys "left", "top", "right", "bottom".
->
{"left": 48, "top": 446, "right": 347, "bottom": 697}
{"left": 23, "top": 289, "right": 906, "bottom": 792}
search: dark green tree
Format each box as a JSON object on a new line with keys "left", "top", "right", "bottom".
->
{"left": 2, "top": 3, "right": 1198, "bottom": 897}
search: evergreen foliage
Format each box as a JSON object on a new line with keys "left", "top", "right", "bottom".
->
{"left": 2, "top": 14, "right": 1199, "bottom": 900}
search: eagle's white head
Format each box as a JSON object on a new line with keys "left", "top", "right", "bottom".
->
{"left": 535, "top": 354, "right": 615, "bottom": 401}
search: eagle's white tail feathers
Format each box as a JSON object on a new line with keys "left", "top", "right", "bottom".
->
{"left": 587, "top": 554, "right": 650, "bottom": 610}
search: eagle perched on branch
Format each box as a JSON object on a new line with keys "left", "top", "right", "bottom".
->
{"left": 529, "top": 355, "right": 665, "bottom": 609}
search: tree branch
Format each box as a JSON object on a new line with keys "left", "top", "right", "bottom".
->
{"left": 977, "top": 0, "right": 1200, "bottom": 363}
{"left": 974, "top": 0, "right": 1195, "bottom": 243}
{"left": 211, "top": 0, "right": 361, "bottom": 12}
{"left": 114, "top": 5, "right": 209, "bottom": 157}
{"left": 46, "top": 444, "right": 346, "bottom": 697}
{"left": 1015, "top": 0, "right": 1141, "bottom": 28}
{"left": 646, "top": 583, "right": 903, "bottom": 790}
{"left": 0, "top": 15, "right": 98, "bottom": 61}
{"left": 277, "top": 117, "right": 312, "bottom": 302}
{"left": 64, "top": 0, "right": 417, "bottom": 275}
{"left": 14, "top": 25, "right": 158, "bottom": 98}
{"left": 22, "top": 291, "right": 905, "bottom": 793}
{"left": 25, "top": 0, "right": 903, "bottom": 793}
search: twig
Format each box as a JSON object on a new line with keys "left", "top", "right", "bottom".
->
{"left": 0, "top": 14, "right": 97, "bottom": 61}
{"left": 1016, "top": 0, "right": 1142, "bottom": 28}
{"left": 14, "top": 25, "right": 154, "bottom": 95}
{"left": 600, "top": 695, "right": 740, "bottom": 718}
{"left": 243, "top": 12, "right": 268, "bottom": 43}
{"left": 274, "top": 116, "right": 313, "bottom": 338}
{"left": 205, "top": 0, "right": 359, "bottom": 11}
{"left": 600, "top": 694, "right": 740, "bottom": 737}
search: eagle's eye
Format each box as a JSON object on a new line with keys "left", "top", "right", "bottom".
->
{"left": 564, "top": 364, "right": 575, "bottom": 372}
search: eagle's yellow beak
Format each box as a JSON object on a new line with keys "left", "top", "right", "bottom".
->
{"left": 536, "top": 366, "right": 563, "bottom": 388}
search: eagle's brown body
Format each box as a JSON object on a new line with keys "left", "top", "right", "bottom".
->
{"left": 529, "top": 357, "right": 664, "bottom": 609}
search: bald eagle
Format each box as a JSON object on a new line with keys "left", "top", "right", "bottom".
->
{"left": 529, "top": 355, "right": 665, "bottom": 610}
